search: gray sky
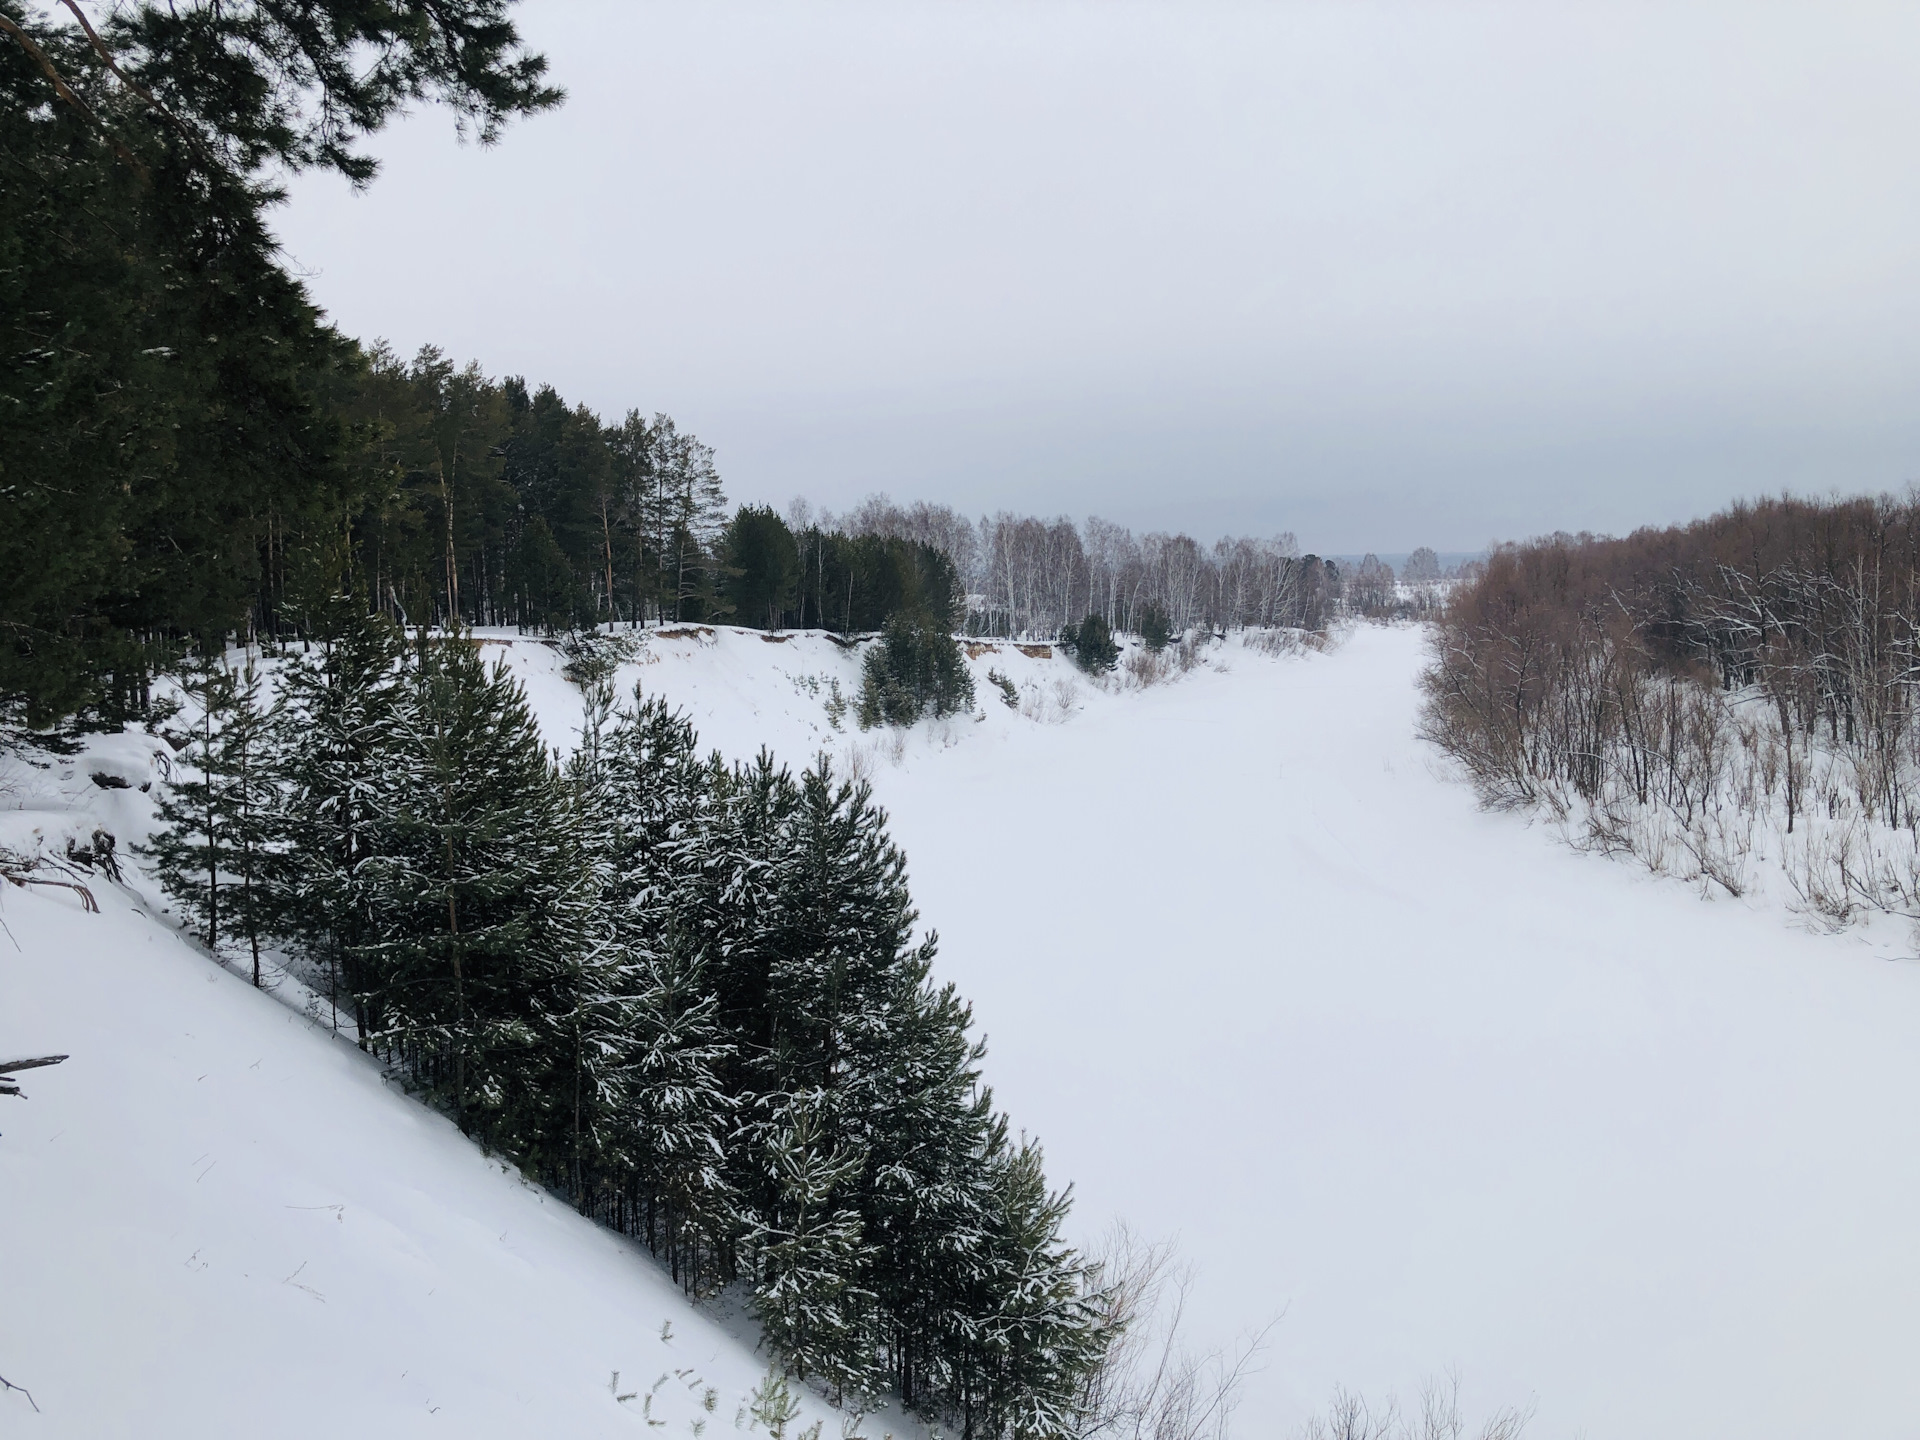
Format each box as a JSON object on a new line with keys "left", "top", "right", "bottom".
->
{"left": 274, "top": 0, "right": 1920, "bottom": 554}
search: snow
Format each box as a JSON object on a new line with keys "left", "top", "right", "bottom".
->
{"left": 8, "top": 621, "right": 1920, "bottom": 1436}
{"left": 869, "top": 626, "right": 1920, "bottom": 1438}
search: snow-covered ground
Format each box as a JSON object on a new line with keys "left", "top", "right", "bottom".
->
{"left": 8, "top": 622, "right": 1920, "bottom": 1437}
{"left": 871, "top": 626, "right": 1920, "bottom": 1439}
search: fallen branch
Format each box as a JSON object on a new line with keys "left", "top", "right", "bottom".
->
{"left": 0, "top": 1370, "right": 39, "bottom": 1412}
{"left": 0, "top": 849, "right": 99, "bottom": 913}
{"left": 0, "top": 1054, "right": 69, "bottom": 1098}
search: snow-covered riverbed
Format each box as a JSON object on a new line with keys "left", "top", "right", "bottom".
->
{"left": 871, "top": 624, "right": 1920, "bottom": 1438}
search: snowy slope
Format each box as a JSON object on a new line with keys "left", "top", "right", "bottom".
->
{"left": 0, "top": 728, "right": 922, "bottom": 1437}
{"left": 480, "top": 623, "right": 1093, "bottom": 771}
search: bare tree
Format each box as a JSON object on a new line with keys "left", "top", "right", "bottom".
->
{"left": 1077, "top": 1223, "right": 1276, "bottom": 1440}
{"left": 1296, "top": 1374, "right": 1532, "bottom": 1440}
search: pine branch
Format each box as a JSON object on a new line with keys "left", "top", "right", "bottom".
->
{"left": 0, "top": 12, "right": 146, "bottom": 176}
{"left": 0, "top": 1055, "right": 70, "bottom": 1075}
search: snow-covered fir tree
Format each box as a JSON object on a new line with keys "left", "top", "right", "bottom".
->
{"left": 144, "top": 635, "right": 1113, "bottom": 1436}
{"left": 748, "top": 1098, "right": 879, "bottom": 1406}
{"left": 147, "top": 655, "right": 279, "bottom": 983}
{"left": 273, "top": 613, "right": 407, "bottom": 1033}
{"left": 351, "top": 628, "right": 594, "bottom": 1152}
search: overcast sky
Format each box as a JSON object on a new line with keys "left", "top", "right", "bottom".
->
{"left": 273, "top": 0, "right": 1920, "bottom": 554}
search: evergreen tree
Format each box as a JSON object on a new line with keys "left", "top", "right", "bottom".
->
{"left": 0, "top": 0, "right": 559, "bottom": 732}
{"left": 858, "top": 613, "right": 976, "bottom": 727}
{"left": 1063, "top": 612, "right": 1119, "bottom": 673}
{"left": 748, "top": 1099, "right": 879, "bottom": 1405}
{"left": 722, "top": 505, "right": 800, "bottom": 630}
{"left": 147, "top": 653, "right": 279, "bottom": 981}
{"left": 855, "top": 973, "right": 1002, "bottom": 1418}
{"left": 628, "top": 935, "right": 737, "bottom": 1291}
{"left": 574, "top": 687, "right": 739, "bottom": 1287}
{"left": 970, "top": 1139, "right": 1106, "bottom": 1440}
{"left": 1138, "top": 604, "right": 1172, "bottom": 652}
{"left": 218, "top": 660, "right": 279, "bottom": 984}
{"left": 649, "top": 417, "right": 728, "bottom": 621}
{"left": 147, "top": 657, "right": 240, "bottom": 952}
{"left": 274, "top": 610, "right": 406, "bottom": 1035}
{"left": 353, "top": 628, "right": 592, "bottom": 1152}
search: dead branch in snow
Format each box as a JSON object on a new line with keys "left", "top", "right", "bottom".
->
{"left": 0, "top": 1369, "right": 40, "bottom": 1412}
{"left": 1, "top": 846, "right": 99, "bottom": 913}
{"left": 0, "top": 1054, "right": 69, "bottom": 1098}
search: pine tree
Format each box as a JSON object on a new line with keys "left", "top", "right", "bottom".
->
{"left": 970, "top": 1139, "right": 1107, "bottom": 1440}
{"left": 630, "top": 935, "right": 737, "bottom": 1291}
{"left": 749, "top": 757, "right": 1002, "bottom": 1414}
{"left": 1063, "top": 612, "right": 1120, "bottom": 673}
{"left": 274, "top": 612, "right": 406, "bottom": 1035}
{"left": 1139, "top": 604, "right": 1172, "bottom": 651}
{"left": 147, "top": 656, "right": 240, "bottom": 952}
{"left": 572, "top": 687, "right": 739, "bottom": 1288}
{"left": 645, "top": 417, "right": 728, "bottom": 622}
{"left": 145, "top": 652, "right": 280, "bottom": 978}
{"left": 352, "top": 627, "right": 593, "bottom": 1152}
{"left": 858, "top": 613, "right": 976, "bottom": 727}
{"left": 217, "top": 660, "right": 280, "bottom": 985}
{"left": 855, "top": 972, "right": 1002, "bottom": 1418}
{"left": 748, "top": 1098, "right": 879, "bottom": 1405}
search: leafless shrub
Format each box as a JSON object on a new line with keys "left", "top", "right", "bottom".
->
{"left": 1077, "top": 1223, "right": 1275, "bottom": 1440}
{"left": 1421, "top": 507, "right": 1920, "bottom": 931}
{"left": 1296, "top": 1374, "right": 1531, "bottom": 1440}
{"left": 1243, "top": 627, "right": 1332, "bottom": 658}
{"left": 1124, "top": 648, "right": 1174, "bottom": 688}
{"left": 840, "top": 741, "right": 875, "bottom": 788}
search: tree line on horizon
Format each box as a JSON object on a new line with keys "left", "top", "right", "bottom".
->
{"left": 0, "top": 0, "right": 1436, "bottom": 744}
{"left": 4, "top": 0, "right": 1456, "bottom": 748}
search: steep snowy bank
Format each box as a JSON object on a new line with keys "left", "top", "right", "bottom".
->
{"left": 0, "top": 761, "right": 919, "bottom": 1439}
{"left": 382, "top": 622, "right": 1920, "bottom": 1436}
